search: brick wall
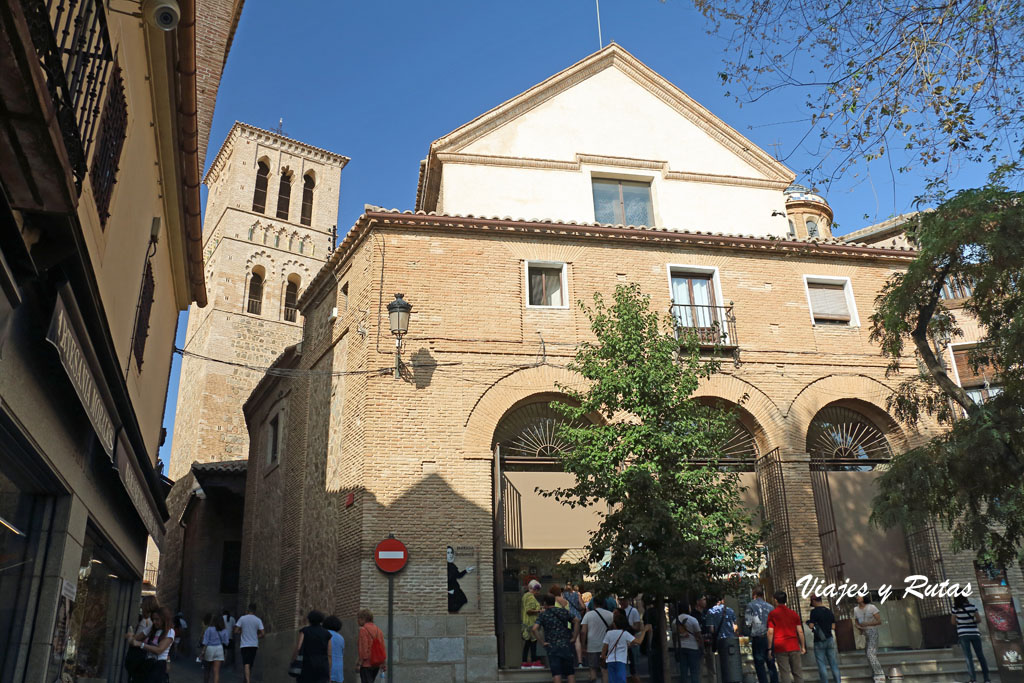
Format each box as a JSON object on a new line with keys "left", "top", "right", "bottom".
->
{"left": 238, "top": 214, "right": 989, "bottom": 681}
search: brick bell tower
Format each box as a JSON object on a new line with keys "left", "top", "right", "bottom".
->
{"left": 168, "top": 123, "right": 348, "bottom": 479}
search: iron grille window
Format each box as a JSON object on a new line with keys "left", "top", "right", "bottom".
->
{"left": 300, "top": 174, "right": 314, "bottom": 226}
{"left": 592, "top": 178, "right": 653, "bottom": 225}
{"left": 284, "top": 282, "right": 298, "bottom": 322}
{"left": 276, "top": 172, "right": 292, "bottom": 220}
{"left": 89, "top": 65, "right": 126, "bottom": 229}
{"left": 132, "top": 259, "right": 155, "bottom": 369}
{"left": 252, "top": 161, "right": 269, "bottom": 212}
{"left": 247, "top": 272, "right": 263, "bottom": 315}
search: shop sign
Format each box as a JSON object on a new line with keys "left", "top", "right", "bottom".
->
{"left": 975, "top": 564, "right": 1024, "bottom": 682}
{"left": 45, "top": 295, "right": 115, "bottom": 459}
{"left": 115, "top": 434, "right": 165, "bottom": 547}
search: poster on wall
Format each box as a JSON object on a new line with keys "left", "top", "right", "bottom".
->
{"left": 49, "top": 578, "right": 76, "bottom": 682}
{"left": 974, "top": 564, "right": 1024, "bottom": 682}
{"left": 447, "top": 546, "right": 478, "bottom": 613}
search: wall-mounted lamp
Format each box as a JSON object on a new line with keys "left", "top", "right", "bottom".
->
{"left": 386, "top": 293, "right": 412, "bottom": 379}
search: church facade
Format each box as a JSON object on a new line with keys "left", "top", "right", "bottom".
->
{"left": 167, "top": 45, "right": 1019, "bottom": 681}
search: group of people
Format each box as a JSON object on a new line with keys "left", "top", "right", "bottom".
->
{"left": 288, "top": 607, "right": 388, "bottom": 683}
{"left": 520, "top": 580, "right": 993, "bottom": 683}
{"left": 125, "top": 602, "right": 264, "bottom": 683}
{"left": 520, "top": 579, "right": 653, "bottom": 683}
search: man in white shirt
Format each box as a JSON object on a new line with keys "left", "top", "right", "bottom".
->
{"left": 581, "top": 596, "right": 614, "bottom": 683}
{"left": 234, "top": 603, "right": 265, "bottom": 683}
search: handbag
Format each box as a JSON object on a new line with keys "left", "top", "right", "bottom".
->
{"left": 288, "top": 654, "right": 303, "bottom": 678}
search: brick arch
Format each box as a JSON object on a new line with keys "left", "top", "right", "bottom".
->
{"left": 692, "top": 374, "right": 786, "bottom": 453}
{"left": 463, "top": 364, "right": 588, "bottom": 456}
{"left": 786, "top": 374, "right": 909, "bottom": 452}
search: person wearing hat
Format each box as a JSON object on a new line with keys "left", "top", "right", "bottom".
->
{"left": 521, "top": 580, "right": 543, "bottom": 669}
{"left": 806, "top": 595, "right": 840, "bottom": 682}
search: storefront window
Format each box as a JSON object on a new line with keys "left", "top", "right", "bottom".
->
{"left": 0, "top": 468, "right": 41, "bottom": 677}
{"left": 48, "top": 527, "right": 135, "bottom": 682}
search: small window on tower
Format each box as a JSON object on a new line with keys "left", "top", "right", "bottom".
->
{"left": 301, "top": 174, "right": 315, "bottom": 226}
{"left": 806, "top": 217, "right": 820, "bottom": 238}
{"left": 268, "top": 413, "right": 281, "bottom": 464}
{"left": 284, "top": 278, "right": 299, "bottom": 322}
{"left": 276, "top": 171, "right": 292, "bottom": 220}
{"left": 252, "top": 161, "right": 270, "bottom": 213}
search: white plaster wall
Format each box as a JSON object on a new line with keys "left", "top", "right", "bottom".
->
{"left": 439, "top": 163, "right": 791, "bottom": 236}
{"left": 438, "top": 66, "right": 791, "bottom": 236}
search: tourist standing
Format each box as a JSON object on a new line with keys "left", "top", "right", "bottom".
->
{"left": 853, "top": 595, "right": 883, "bottom": 683}
{"left": 234, "top": 603, "right": 265, "bottom": 683}
{"left": 601, "top": 609, "right": 651, "bottom": 683}
{"left": 674, "top": 602, "right": 703, "bottom": 683}
{"left": 617, "top": 597, "right": 643, "bottom": 683}
{"left": 565, "top": 583, "right": 587, "bottom": 666}
{"left": 357, "top": 608, "right": 386, "bottom": 683}
{"left": 125, "top": 607, "right": 175, "bottom": 683}
{"left": 292, "top": 610, "right": 331, "bottom": 683}
{"left": 222, "top": 609, "right": 236, "bottom": 669}
{"left": 951, "top": 595, "right": 991, "bottom": 683}
{"left": 767, "top": 591, "right": 805, "bottom": 683}
{"left": 745, "top": 587, "right": 779, "bottom": 683}
{"left": 807, "top": 596, "right": 840, "bottom": 683}
{"left": 533, "top": 593, "right": 580, "bottom": 683}
{"left": 173, "top": 612, "right": 189, "bottom": 657}
{"left": 581, "top": 595, "right": 613, "bottom": 683}
{"left": 521, "top": 580, "right": 543, "bottom": 669}
{"left": 324, "top": 615, "right": 346, "bottom": 683}
{"left": 200, "top": 614, "right": 226, "bottom": 683}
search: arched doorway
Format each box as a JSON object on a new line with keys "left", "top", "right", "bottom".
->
{"left": 807, "top": 401, "right": 929, "bottom": 650}
{"left": 491, "top": 396, "right": 598, "bottom": 668}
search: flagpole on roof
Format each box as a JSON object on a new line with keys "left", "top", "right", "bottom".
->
{"left": 595, "top": 0, "right": 603, "bottom": 49}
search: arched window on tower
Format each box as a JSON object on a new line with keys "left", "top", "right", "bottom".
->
{"left": 806, "top": 217, "right": 819, "bottom": 238}
{"left": 301, "top": 174, "right": 315, "bottom": 226}
{"left": 247, "top": 267, "right": 265, "bottom": 315}
{"left": 276, "top": 170, "right": 292, "bottom": 220}
{"left": 252, "top": 161, "right": 270, "bottom": 212}
{"left": 284, "top": 276, "right": 300, "bottom": 322}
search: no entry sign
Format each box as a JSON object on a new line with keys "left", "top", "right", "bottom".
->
{"left": 375, "top": 537, "right": 408, "bottom": 573}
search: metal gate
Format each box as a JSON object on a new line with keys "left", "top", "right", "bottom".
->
{"left": 907, "top": 524, "right": 957, "bottom": 647}
{"left": 809, "top": 457, "right": 847, "bottom": 617}
{"left": 755, "top": 448, "right": 800, "bottom": 618}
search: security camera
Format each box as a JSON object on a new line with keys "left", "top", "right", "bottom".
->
{"left": 143, "top": 0, "right": 180, "bottom": 31}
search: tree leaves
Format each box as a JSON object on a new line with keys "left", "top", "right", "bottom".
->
{"left": 547, "top": 284, "right": 763, "bottom": 597}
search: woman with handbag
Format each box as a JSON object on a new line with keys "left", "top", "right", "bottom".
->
{"left": 125, "top": 607, "right": 175, "bottom": 683}
{"left": 291, "top": 610, "right": 332, "bottom": 683}
{"left": 601, "top": 609, "right": 651, "bottom": 683}
{"left": 200, "top": 613, "right": 226, "bottom": 683}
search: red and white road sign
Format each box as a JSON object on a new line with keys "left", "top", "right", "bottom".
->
{"left": 374, "top": 537, "right": 408, "bottom": 573}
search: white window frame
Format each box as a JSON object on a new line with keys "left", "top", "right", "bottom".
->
{"left": 524, "top": 261, "right": 569, "bottom": 309}
{"left": 802, "top": 275, "right": 859, "bottom": 327}
{"left": 665, "top": 264, "right": 726, "bottom": 309}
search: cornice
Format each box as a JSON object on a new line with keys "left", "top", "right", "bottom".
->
{"left": 435, "top": 152, "right": 792, "bottom": 191}
{"left": 203, "top": 121, "right": 350, "bottom": 186}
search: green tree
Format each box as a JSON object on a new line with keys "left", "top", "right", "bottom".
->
{"left": 869, "top": 184, "right": 1024, "bottom": 567}
{"left": 547, "top": 283, "right": 762, "bottom": 680}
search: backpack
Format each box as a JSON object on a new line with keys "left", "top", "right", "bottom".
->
{"left": 369, "top": 628, "right": 386, "bottom": 667}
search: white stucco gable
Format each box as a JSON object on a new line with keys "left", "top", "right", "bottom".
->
{"left": 416, "top": 44, "right": 797, "bottom": 238}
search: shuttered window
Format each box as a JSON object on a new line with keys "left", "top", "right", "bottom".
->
{"left": 807, "top": 282, "right": 851, "bottom": 323}
{"left": 953, "top": 347, "right": 998, "bottom": 388}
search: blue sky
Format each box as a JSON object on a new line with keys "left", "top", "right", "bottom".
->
{"left": 158, "top": 0, "right": 989, "bottom": 468}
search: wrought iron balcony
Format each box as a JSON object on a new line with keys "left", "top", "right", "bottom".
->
{"left": 22, "top": 0, "right": 115, "bottom": 192}
{"left": 670, "top": 303, "right": 738, "bottom": 348}
{"left": 246, "top": 297, "right": 262, "bottom": 315}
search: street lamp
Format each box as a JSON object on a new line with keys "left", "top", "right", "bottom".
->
{"left": 387, "top": 293, "right": 412, "bottom": 379}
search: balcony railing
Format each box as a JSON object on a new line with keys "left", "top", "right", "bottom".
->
{"left": 246, "top": 298, "right": 262, "bottom": 315}
{"left": 22, "top": 0, "right": 115, "bottom": 192}
{"left": 284, "top": 305, "right": 298, "bottom": 322}
{"left": 671, "top": 303, "right": 738, "bottom": 347}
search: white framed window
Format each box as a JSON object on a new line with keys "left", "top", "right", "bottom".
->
{"left": 803, "top": 275, "right": 859, "bottom": 327}
{"left": 267, "top": 412, "right": 282, "bottom": 465}
{"left": 525, "top": 261, "right": 567, "bottom": 308}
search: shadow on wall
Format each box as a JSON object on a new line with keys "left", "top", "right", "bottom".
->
{"left": 247, "top": 469, "right": 495, "bottom": 681}
{"left": 409, "top": 347, "right": 437, "bottom": 389}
